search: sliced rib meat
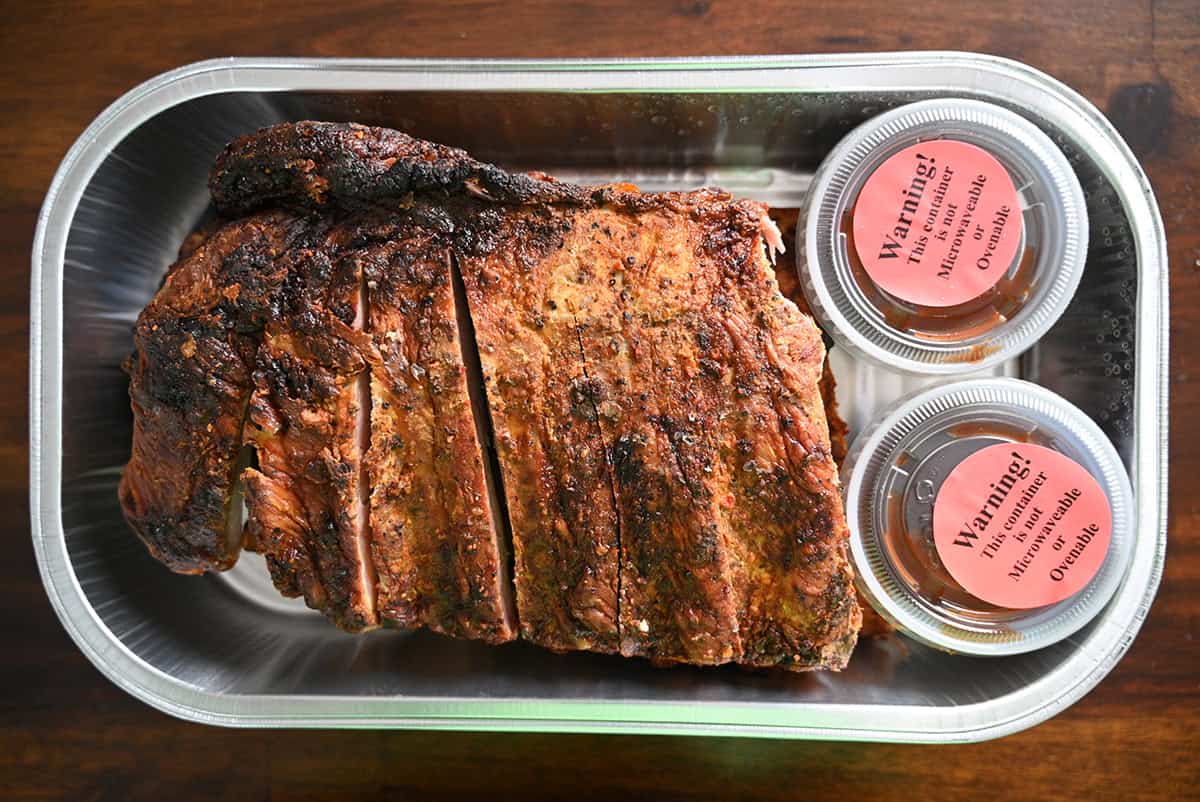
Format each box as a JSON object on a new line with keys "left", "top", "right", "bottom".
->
{"left": 120, "top": 211, "right": 299, "bottom": 573}
{"left": 241, "top": 240, "right": 378, "bottom": 631}
{"left": 490, "top": 202, "right": 744, "bottom": 665}
{"left": 211, "top": 121, "right": 607, "bottom": 648}
{"left": 706, "top": 210, "right": 861, "bottom": 670}
{"left": 769, "top": 207, "right": 850, "bottom": 465}
{"left": 455, "top": 209, "right": 621, "bottom": 653}
{"left": 530, "top": 196, "right": 858, "bottom": 669}
{"left": 359, "top": 215, "right": 516, "bottom": 643}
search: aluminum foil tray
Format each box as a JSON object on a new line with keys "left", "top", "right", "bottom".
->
{"left": 30, "top": 53, "right": 1168, "bottom": 740}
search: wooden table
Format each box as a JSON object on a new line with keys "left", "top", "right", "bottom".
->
{"left": 3, "top": 2, "right": 1196, "bottom": 799}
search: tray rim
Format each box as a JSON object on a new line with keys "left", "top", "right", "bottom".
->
{"left": 29, "top": 51, "right": 1169, "bottom": 741}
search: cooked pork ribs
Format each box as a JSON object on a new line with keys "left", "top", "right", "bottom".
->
{"left": 121, "top": 121, "right": 859, "bottom": 667}
{"left": 488, "top": 198, "right": 860, "bottom": 668}
{"left": 362, "top": 220, "right": 516, "bottom": 643}
{"left": 770, "top": 207, "right": 887, "bottom": 639}
{"left": 239, "top": 223, "right": 379, "bottom": 631}
{"left": 120, "top": 211, "right": 301, "bottom": 574}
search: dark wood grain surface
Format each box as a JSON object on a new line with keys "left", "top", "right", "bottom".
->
{"left": 3, "top": 2, "right": 1197, "bottom": 800}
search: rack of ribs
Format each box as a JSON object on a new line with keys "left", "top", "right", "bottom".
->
{"left": 120, "top": 121, "right": 860, "bottom": 669}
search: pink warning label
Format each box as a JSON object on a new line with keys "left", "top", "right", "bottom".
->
{"left": 932, "top": 443, "right": 1112, "bottom": 609}
{"left": 852, "top": 140, "right": 1023, "bottom": 308}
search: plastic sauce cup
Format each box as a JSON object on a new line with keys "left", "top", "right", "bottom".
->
{"left": 801, "top": 99, "right": 1088, "bottom": 374}
{"left": 842, "top": 378, "right": 1133, "bottom": 656}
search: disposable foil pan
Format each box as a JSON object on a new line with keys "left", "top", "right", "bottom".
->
{"left": 30, "top": 53, "right": 1168, "bottom": 741}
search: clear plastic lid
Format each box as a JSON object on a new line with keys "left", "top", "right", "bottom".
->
{"left": 842, "top": 378, "right": 1133, "bottom": 655}
{"left": 801, "top": 99, "right": 1088, "bottom": 374}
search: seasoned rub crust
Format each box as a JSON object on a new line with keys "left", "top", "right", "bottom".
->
{"left": 543, "top": 199, "right": 859, "bottom": 670}
{"left": 210, "top": 121, "right": 761, "bottom": 222}
{"left": 240, "top": 231, "right": 378, "bottom": 631}
{"left": 359, "top": 214, "right": 516, "bottom": 644}
{"left": 455, "top": 206, "right": 622, "bottom": 653}
{"left": 119, "top": 211, "right": 300, "bottom": 573}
